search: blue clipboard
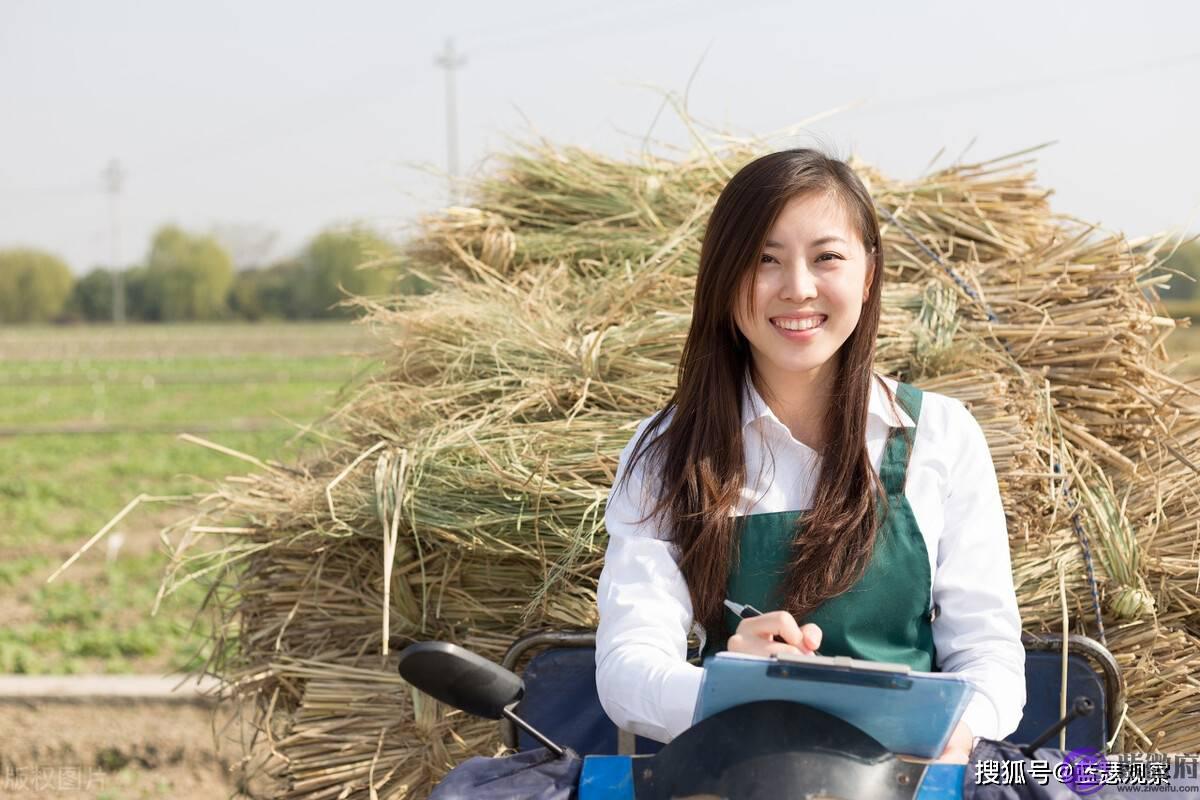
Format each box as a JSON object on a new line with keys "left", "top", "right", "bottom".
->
{"left": 692, "top": 651, "right": 974, "bottom": 759}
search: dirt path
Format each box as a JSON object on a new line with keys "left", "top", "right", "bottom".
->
{"left": 0, "top": 696, "right": 283, "bottom": 799}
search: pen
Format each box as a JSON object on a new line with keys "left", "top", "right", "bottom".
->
{"left": 724, "top": 598, "right": 818, "bottom": 652}
{"left": 724, "top": 598, "right": 766, "bottom": 620}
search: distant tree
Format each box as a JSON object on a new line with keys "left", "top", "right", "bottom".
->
{"left": 227, "top": 260, "right": 305, "bottom": 320}
{"left": 122, "top": 266, "right": 154, "bottom": 321}
{"left": 294, "top": 229, "right": 397, "bottom": 318}
{"left": 216, "top": 226, "right": 444, "bottom": 321}
{"left": 142, "top": 225, "right": 234, "bottom": 320}
{"left": 65, "top": 266, "right": 157, "bottom": 322}
{"left": 1155, "top": 239, "right": 1200, "bottom": 303}
{"left": 228, "top": 269, "right": 266, "bottom": 321}
{"left": 65, "top": 268, "right": 115, "bottom": 321}
{"left": 0, "top": 248, "right": 74, "bottom": 323}
{"left": 260, "top": 260, "right": 307, "bottom": 318}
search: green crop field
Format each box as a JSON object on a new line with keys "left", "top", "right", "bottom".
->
{"left": 0, "top": 322, "right": 379, "bottom": 675}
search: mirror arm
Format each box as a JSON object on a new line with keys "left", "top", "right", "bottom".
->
{"left": 501, "top": 702, "right": 566, "bottom": 759}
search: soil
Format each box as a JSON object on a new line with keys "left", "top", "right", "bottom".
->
{"left": 0, "top": 698, "right": 285, "bottom": 799}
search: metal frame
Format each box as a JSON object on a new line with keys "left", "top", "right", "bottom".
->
{"left": 498, "top": 628, "right": 1125, "bottom": 754}
{"left": 499, "top": 629, "right": 603, "bottom": 751}
{"left": 1020, "top": 631, "right": 1124, "bottom": 750}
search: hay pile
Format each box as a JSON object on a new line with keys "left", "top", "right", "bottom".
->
{"left": 159, "top": 110, "right": 1200, "bottom": 798}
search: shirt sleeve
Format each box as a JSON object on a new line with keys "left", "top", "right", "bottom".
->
{"left": 594, "top": 416, "right": 704, "bottom": 744}
{"left": 930, "top": 398, "right": 1027, "bottom": 742}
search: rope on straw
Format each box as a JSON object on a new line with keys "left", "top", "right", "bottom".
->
{"left": 1064, "top": 467, "right": 1108, "bottom": 644}
{"left": 878, "top": 205, "right": 1001, "bottom": 325}
{"left": 878, "top": 205, "right": 1108, "bottom": 645}
{"left": 1058, "top": 559, "right": 1070, "bottom": 752}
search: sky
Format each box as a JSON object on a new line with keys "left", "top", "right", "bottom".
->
{"left": 2, "top": 0, "right": 1199, "bottom": 273}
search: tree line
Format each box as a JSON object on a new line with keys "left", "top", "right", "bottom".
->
{"left": 3, "top": 227, "right": 1197, "bottom": 324}
{"left": 0, "top": 224, "right": 432, "bottom": 323}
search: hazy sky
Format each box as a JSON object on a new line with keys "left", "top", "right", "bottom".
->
{"left": 2, "top": 0, "right": 1198, "bottom": 273}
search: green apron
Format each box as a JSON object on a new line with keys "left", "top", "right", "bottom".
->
{"left": 700, "top": 382, "right": 938, "bottom": 671}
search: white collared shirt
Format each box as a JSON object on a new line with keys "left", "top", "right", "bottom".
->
{"left": 594, "top": 372, "right": 1026, "bottom": 745}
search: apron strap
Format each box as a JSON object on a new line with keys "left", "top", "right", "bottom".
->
{"left": 893, "top": 380, "right": 923, "bottom": 426}
{"left": 879, "top": 382, "right": 922, "bottom": 497}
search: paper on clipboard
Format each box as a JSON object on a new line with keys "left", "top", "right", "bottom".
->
{"left": 691, "top": 650, "right": 974, "bottom": 759}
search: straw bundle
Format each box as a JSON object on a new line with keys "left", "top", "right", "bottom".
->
{"left": 160, "top": 107, "right": 1200, "bottom": 798}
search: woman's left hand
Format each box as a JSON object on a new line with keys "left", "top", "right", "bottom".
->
{"left": 936, "top": 721, "right": 974, "bottom": 764}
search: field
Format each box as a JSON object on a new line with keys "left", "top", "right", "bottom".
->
{"left": 0, "top": 322, "right": 379, "bottom": 677}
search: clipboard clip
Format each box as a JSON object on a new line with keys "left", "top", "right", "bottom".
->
{"left": 767, "top": 662, "right": 914, "bottom": 690}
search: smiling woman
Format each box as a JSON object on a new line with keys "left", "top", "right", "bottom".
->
{"left": 594, "top": 148, "right": 1026, "bottom": 763}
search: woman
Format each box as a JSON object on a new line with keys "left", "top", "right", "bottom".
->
{"left": 593, "top": 148, "right": 1025, "bottom": 764}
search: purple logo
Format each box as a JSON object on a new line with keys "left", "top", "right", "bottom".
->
{"left": 1057, "top": 748, "right": 1109, "bottom": 796}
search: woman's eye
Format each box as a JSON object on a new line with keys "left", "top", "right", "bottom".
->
{"left": 760, "top": 252, "right": 842, "bottom": 265}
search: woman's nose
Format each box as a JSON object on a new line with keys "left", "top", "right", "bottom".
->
{"left": 780, "top": 260, "right": 818, "bottom": 301}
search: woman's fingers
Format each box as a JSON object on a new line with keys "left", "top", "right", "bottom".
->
{"left": 800, "top": 622, "right": 822, "bottom": 652}
{"left": 935, "top": 720, "right": 975, "bottom": 764}
{"left": 762, "top": 641, "right": 805, "bottom": 658}
{"left": 727, "top": 634, "right": 803, "bottom": 658}
{"left": 729, "top": 613, "right": 822, "bottom": 656}
{"left": 747, "top": 611, "right": 804, "bottom": 647}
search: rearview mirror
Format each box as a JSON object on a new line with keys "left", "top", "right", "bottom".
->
{"left": 396, "top": 640, "right": 524, "bottom": 719}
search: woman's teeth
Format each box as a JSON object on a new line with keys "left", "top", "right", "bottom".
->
{"left": 772, "top": 316, "right": 824, "bottom": 331}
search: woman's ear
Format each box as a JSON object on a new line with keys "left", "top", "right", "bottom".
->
{"left": 862, "top": 250, "right": 876, "bottom": 303}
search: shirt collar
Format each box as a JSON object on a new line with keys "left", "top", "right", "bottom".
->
{"left": 740, "top": 369, "right": 915, "bottom": 431}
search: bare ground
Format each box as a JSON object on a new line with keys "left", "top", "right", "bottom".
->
{"left": 0, "top": 698, "right": 285, "bottom": 800}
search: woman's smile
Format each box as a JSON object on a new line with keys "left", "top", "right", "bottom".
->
{"left": 770, "top": 314, "right": 827, "bottom": 340}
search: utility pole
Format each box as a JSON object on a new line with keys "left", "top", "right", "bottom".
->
{"left": 102, "top": 159, "right": 125, "bottom": 323}
{"left": 433, "top": 38, "right": 466, "bottom": 204}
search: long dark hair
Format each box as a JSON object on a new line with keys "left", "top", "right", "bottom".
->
{"left": 614, "top": 147, "right": 899, "bottom": 642}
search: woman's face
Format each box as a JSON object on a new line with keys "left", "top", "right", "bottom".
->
{"left": 733, "top": 190, "right": 874, "bottom": 386}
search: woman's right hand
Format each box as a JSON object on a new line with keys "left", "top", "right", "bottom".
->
{"left": 727, "top": 612, "right": 822, "bottom": 658}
